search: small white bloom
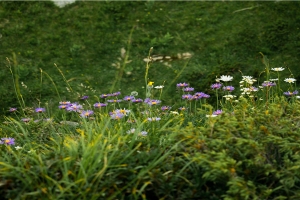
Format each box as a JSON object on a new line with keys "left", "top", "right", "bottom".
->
{"left": 15, "top": 146, "right": 22, "bottom": 150}
{"left": 284, "top": 78, "right": 296, "bottom": 83}
{"left": 223, "top": 95, "right": 236, "bottom": 99}
{"left": 154, "top": 85, "right": 164, "bottom": 89}
{"left": 219, "top": 75, "right": 233, "bottom": 82}
{"left": 206, "top": 114, "right": 218, "bottom": 118}
{"left": 242, "top": 76, "right": 253, "bottom": 80}
{"left": 242, "top": 76, "right": 256, "bottom": 84}
{"left": 271, "top": 67, "right": 285, "bottom": 72}
{"left": 296, "top": 96, "right": 300, "bottom": 99}
{"left": 28, "top": 149, "right": 36, "bottom": 154}
{"left": 140, "top": 131, "right": 148, "bottom": 136}
{"left": 170, "top": 111, "right": 179, "bottom": 115}
{"left": 127, "top": 128, "right": 136, "bottom": 134}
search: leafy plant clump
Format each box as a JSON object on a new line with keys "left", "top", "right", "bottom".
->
{"left": 1, "top": 50, "right": 300, "bottom": 199}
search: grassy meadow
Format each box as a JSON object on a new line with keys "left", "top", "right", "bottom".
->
{"left": 1, "top": 1, "right": 300, "bottom": 199}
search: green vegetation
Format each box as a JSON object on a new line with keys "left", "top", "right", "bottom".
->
{"left": 1, "top": 51, "right": 300, "bottom": 199}
{"left": 1, "top": 1, "right": 300, "bottom": 199}
{"left": 1, "top": 1, "right": 300, "bottom": 115}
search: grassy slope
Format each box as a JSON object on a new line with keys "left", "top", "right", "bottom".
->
{"left": 0, "top": 1, "right": 299, "bottom": 115}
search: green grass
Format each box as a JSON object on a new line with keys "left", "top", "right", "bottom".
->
{"left": 1, "top": 49, "right": 300, "bottom": 199}
{"left": 1, "top": 1, "right": 300, "bottom": 115}
{"left": 1, "top": 1, "right": 300, "bottom": 199}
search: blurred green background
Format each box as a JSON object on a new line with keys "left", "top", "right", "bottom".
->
{"left": 0, "top": 1, "right": 299, "bottom": 115}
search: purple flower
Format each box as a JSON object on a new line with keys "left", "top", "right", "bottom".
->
{"left": 211, "top": 83, "right": 222, "bottom": 89}
{"left": 212, "top": 110, "right": 223, "bottom": 115}
{"left": 123, "top": 96, "right": 135, "bottom": 101}
{"left": 94, "top": 102, "right": 107, "bottom": 108}
{"left": 66, "top": 103, "right": 83, "bottom": 112}
{"left": 80, "top": 110, "right": 94, "bottom": 118}
{"left": 283, "top": 90, "right": 298, "bottom": 96}
{"left": 182, "top": 94, "right": 193, "bottom": 100}
{"left": 110, "top": 113, "right": 125, "bottom": 120}
{"left": 188, "top": 95, "right": 197, "bottom": 100}
{"left": 131, "top": 98, "right": 143, "bottom": 103}
{"left": 35, "top": 108, "right": 46, "bottom": 113}
{"left": 183, "top": 87, "right": 194, "bottom": 92}
{"left": 107, "top": 99, "right": 122, "bottom": 103}
{"left": 147, "top": 99, "right": 161, "bottom": 106}
{"left": 80, "top": 96, "right": 89, "bottom": 100}
{"left": 223, "top": 86, "right": 235, "bottom": 92}
{"left": 249, "top": 86, "right": 259, "bottom": 92}
{"left": 0, "top": 137, "right": 15, "bottom": 145}
{"left": 202, "top": 94, "right": 210, "bottom": 98}
{"left": 100, "top": 94, "right": 110, "bottom": 98}
{"left": 110, "top": 109, "right": 130, "bottom": 119}
{"left": 111, "top": 92, "right": 121, "bottom": 96}
{"left": 9, "top": 108, "right": 17, "bottom": 112}
{"left": 161, "top": 106, "right": 171, "bottom": 111}
{"left": 144, "top": 98, "right": 151, "bottom": 103}
{"left": 114, "top": 109, "right": 130, "bottom": 115}
{"left": 147, "top": 117, "right": 161, "bottom": 121}
{"left": 194, "top": 92, "right": 205, "bottom": 98}
{"left": 262, "top": 81, "right": 276, "bottom": 87}
{"left": 59, "top": 105, "right": 68, "bottom": 109}
{"left": 176, "top": 82, "right": 189, "bottom": 87}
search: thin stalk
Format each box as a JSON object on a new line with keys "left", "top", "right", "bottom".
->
{"left": 110, "top": 25, "right": 136, "bottom": 93}
{"left": 145, "top": 47, "right": 153, "bottom": 98}
{"left": 6, "top": 56, "right": 26, "bottom": 116}
{"left": 54, "top": 63, "right": 73, "bottom": 93}
{"left": 41, "top": 69, "right": 61, "bottom": 101}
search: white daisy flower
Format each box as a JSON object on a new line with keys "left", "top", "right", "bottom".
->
{"left": 271, "top": 67, "right": 285, "bottom": 71}
{"left": 154, "top": 85, "right": 164, "bottom": 89}
{"left": 219, "top": 75, "right": 233, "bottom": 82}
{"left": 284, "top": 78, "right": 296, "bottom": 83}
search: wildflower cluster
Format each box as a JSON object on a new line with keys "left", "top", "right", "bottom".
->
{"left": 182, "top": 92, "right": 210, "bottom": 100}
{"left": 240, "top": 76, "right": 258, "bottom": 98}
